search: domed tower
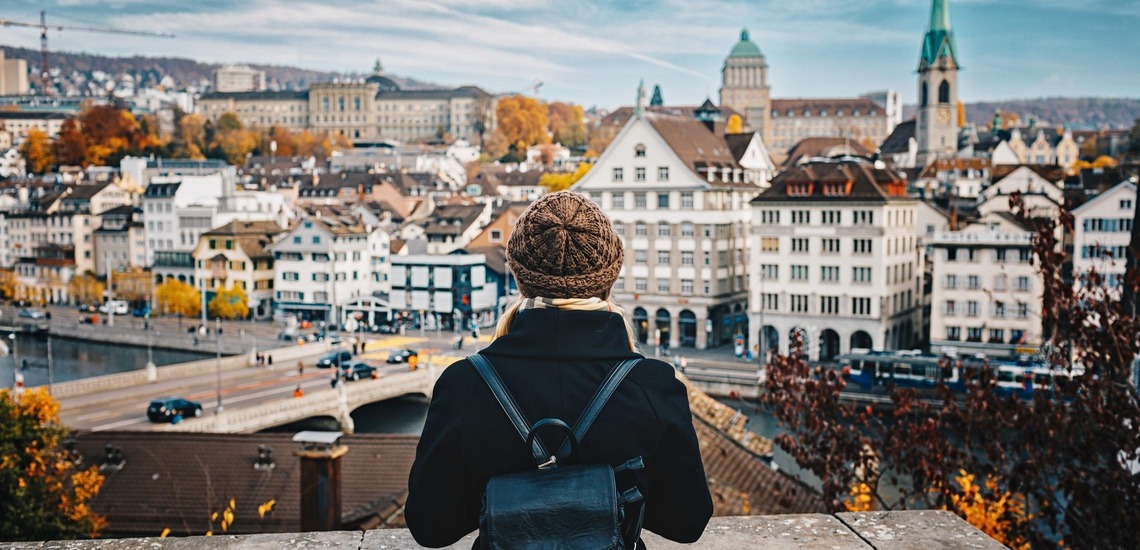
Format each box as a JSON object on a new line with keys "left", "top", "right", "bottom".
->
{"left": 916, "top": 0, "right": 961, "bottom": 165}
{"left": 719, "top": 28, "right": 770, "bottom": 143}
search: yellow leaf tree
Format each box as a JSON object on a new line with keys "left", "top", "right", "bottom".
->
{"left": 155, "top": 279, "right": 200, "bottom": 318}
{"left": 726, "top": 114, "right": 744, "bottom": 134}
{"left": 20, "top": 127, "right": 55, "bottom": 174}
{"left": 0, "top": 387, "right": 107, "bottom": 540}
{"left": 539, "top": 162, "right": 592, "bottom": 193}
{"left": 944, "top": 470, "right": 1030, "bottom": 550}
{"left": 493, "top": 95, "right": 549, "bottom": 156}
{"left": 208, "top": 283, "right": 249, "bottom": 320}
{"left": 0, "top": 269, "right": 16, "bottom": 302}
{"left": 67, "top": 273, "right": 105, "bottom": 306}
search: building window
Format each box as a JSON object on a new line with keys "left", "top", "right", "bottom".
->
{"left": 821, "top": 210, "right": 840, "bottom": 225}
{"left": 760, "top": 237, "right": 779, "bottom": 253}
{"left": 968, "top": 275, "right": 980, "bottom": 289}
{"left": 852, "top": 297, "right": 872, "bottom": 316}
{"left": 853, "top": 210, "right": 874, "bottom": 225}
{"left": 760, "top": 264, "right": 779, "bottom": 279}
{"left": 681, "top": 222, "right": 694, "bottom": 237}
{"left": 657, "top": 250, "right": 670, "bottom": 264}
{"left": 821, "top": 265, "right": 839, "bottom": 282}
{"left": 994, "top": 249, "right": 1007, "bottom": 262}
{"left": 787, "top": 183, "right": 813, "bottom": 197}
{"left": 994, "top": 302, "right": 1006, "bottom": 318}
{"left": 822, "top": 238, "right": 840, "bottom": 254}
{"left": 760, "top": 210, "right": 780, "bottom": 224}
{"left": 613, "top": 193, "right": 625, "bottom": 209}
{"left": 657, "top": 222, "right": 670, "bottom": 237}
{"left": 945, "top": 275, "right": 958, "bottom": 289}
{"left": 989, "top": 329, "right": 1005, "bottom": 343}
{"left": 791, "top": 238, "right": 809, "bottom": 253}
{"left": 635, "top": 222, "right": 647, "bottom": 236}
{"left": 658, "top": 167, "right": 669, "bottom": 181}
{"left": 313, "top": 236, "right": 321, "bottom": 244}
{"left": 967, "top": 301, "right": 979, "bottom": 317}
{"left": 612, "top": 168, "right": 623, "bottom": 182}
{"left": 681, "top": 279, "right": 693, "bottom": 295}
{"left": 1017, "top": 302, "right": 1029, "bottom": 318}
{"left": 489, "top": 229, "right": 502, "bottom": 243}
{"left": 791, "top": 265, "right": 808, "bottom": 281}
{"left": 946, "top": 326, "right": 961, "bottom": 341}
{"left": 967, "top": 327, "right": 983, "bottom": 342}
{"left": 761, "top": 293, "right": 778, "bottom": 311}
{"left": 635, "top": 278, "right": 647, "bottom": 292}
{"left": 853, "top": 239, "right": 872, "bottom": 254}
{"left": 1016, "top": 276, "right": 1031, "bottom": 292}
{"left": 656, "top": 193, "right": 670, "bottom": 209}
{"left": 944, "top": 300, "right": 956, "bottom": 316}
{"left": 635, "top": 250, "right": 647, "bottom": 264}
{"left": 635, "top": 144, "right": 646, "bottom": 157}
{"left": 853, "top": 266, "right": 872, "bottom": 283}
{"left": 1019, "top": 249, "right": 1032, "bottom": 263}
{"left": 791, "top": 210, "right": 810, "bottom": 225}
{"left": 1121, "top": 199, "right": 1133, "bottom": 210}
{"left": 657, "top": 278, "right": 670, "bottom": 293}
{"left": 820, "top": 295, "right": 839, "bottom": 315}
{"left": 681, "top": 192, "right": 693, "bottom": 209}
{"left": 681, "top": 250, "right": 694, "bottom": 265}
{"left": 635, "top": 193, "right": 647, "bottom": 209}
{"left": 790, "top": 294, "right": 809, "bottom": 313}
{"left": 635, "top": 167, "right": 646, "bottom": 182}
{"left": 613, "top": 221, "right": 624, "bottom": 235}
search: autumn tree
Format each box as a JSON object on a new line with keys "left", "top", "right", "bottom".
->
{"left": 154, "top": 279, "right": 200, "bottom": 318}
{"left": 268, "top": 127, "right": 295, "bottom": 157}
{"left": 761, "top": 194, "right": 1140, "bottom": 548}
{"left": 67, "top": 274, "right": 105, "bottom": 306}
{"left": 208, "top": 113, "right": 259, "bottom": 166}
{"left": 547, "top": 102, "right": 586, "bottom": 148}
{"left": 171, "top": 111, "right": 207, "bottom": 160}
{"left": 494, "top": 95, "right": 549, "bottom": 156}
{"left": 80, "top": 104, "right": 141, "bottom": 166}
{"left": 111, "top": 269, "right": 152, "bottom": 303}
{"left": 0, "top": 269, "right": 16, "bottom": 302}
{"left": 726, "top": 114, "right": 744, "bottom": 135}
{"left": 20, "top": 127, "right": 55, "bottom": 174}
{"left": 208, "top": 283, "right": 249, "bottom": 320}
{"left": 586, "top": 125, "right": 617, "bottom": 158}
{"left": 0, "top": 388, "right": 107, "bottom": 540}
{"left": 53, "top": 119, "right": 88, "bottom": 167}
{"left": 539, "top": 162, "right": 592, "bottom": 193}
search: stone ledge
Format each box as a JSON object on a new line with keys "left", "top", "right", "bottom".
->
{"left": 3, "top": 512, "right": 1005, "bottom": 549}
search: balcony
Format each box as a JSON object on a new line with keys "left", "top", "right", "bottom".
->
{"left": 153, "top": 251, "right": 194, "bottom": 269}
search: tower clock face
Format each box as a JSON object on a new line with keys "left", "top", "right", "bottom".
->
{"left": 936, "top": 109, "right": 950, "bottom": 123}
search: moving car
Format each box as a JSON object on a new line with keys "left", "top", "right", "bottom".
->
{"left": 316, "top": 350, "right": 352, "bottom": 369}
{"left": 386, "top": 349, "right": 418, "bottom": 364}
{"left": 146, "top": 397, "right": 203, "bottom": 422}
{"left": 17, "top": 308, "right": 47, "bottom": 320}
{"left": 340, "top": 362, "right": 378, "bottom": 382}
{"left": 99, "top": 300, "right": 129, "bottom": 315}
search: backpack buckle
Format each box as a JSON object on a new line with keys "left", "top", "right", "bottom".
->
{"left": 538, "top": 455, "right": 557, "bottom": 469}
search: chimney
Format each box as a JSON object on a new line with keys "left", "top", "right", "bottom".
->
{"left": 293, "top": 431, "right": 347, "bottom": 532}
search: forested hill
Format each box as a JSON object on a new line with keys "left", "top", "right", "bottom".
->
{"left": 903, "top": 97, "right": 1140, "bottom": 130}
{"left": 0, "top": 45, "right": 437, "bottom": 93}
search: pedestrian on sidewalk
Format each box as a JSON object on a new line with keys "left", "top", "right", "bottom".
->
{"left": 293, "top": 385, "right": 304, "bottom": 398}
{"left": 267, "top": 355, "right": 273, "bottom": 368}
{"left": 298, "top": 360, "right": 304, "bottom": 375}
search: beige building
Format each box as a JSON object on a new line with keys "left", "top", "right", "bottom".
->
{"left": 192, "top": 220, "right": 284, "bottom": 319}
{"left": 198, "top": 68, "right": 494, "bottom": 143}
{"left": 0, "top": 50, "right": 29, "bottom": 96}
{"left": 215, "top": 65, "right": 266, "bottom": 93}
{"left": 0, "top": 111, "right": 68, "bottom": 146}
{"left": 717, "top": 29, "right": 892, "bottom": 158}
{"left": 1004, "top": 127, "right": 1079, "bottom": 168}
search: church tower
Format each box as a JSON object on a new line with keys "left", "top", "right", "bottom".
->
{"left": 916, "top": 0, "right": 960, "bottom": 165}
{"left": 719, "top": 28, "right": 771, "bottom": 144}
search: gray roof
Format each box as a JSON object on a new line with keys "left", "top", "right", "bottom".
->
{"left": 200, "top": 90, "right": 309, "bottom": 101}
{"left": 879, "top": 119, "right": 915, "bottom": 154}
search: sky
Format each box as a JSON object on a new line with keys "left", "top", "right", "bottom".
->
{"left": 4, "top": 0, "right": 1140, "bottom": 108}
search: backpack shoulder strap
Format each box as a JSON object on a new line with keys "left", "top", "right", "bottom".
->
{"left": 467, "top": 353, "right": 550, "bottom": 464}
{"left": 558, "top": 357, "right": 643, "bottom": 459}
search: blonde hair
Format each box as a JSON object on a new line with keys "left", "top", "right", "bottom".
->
{"left": 494, "top": 298, "right": 640, "bottom": 352}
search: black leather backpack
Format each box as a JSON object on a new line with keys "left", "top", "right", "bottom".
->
{"left": 468, "top": 353, "right": 647, "bottom": 550}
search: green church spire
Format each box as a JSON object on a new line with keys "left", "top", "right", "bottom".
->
{"left": 930, "top": 0, "right": 950, "bottom": 31}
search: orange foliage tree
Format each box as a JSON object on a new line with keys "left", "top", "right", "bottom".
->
{"left": 547, "top": 102, "right": 586, "bottom": 148}
{"left": 53, "top": 119, "right": 88, "bottom": 167}
{"left": 943, "top": 471, "right": 1030, "bottom": 550}
{"left": 20, "top": 127, "right": 55, "bottom": 174}
{"left": 726, "top": 114, "right": 743, "bottom": 134}
{"left": 494, "top": 95, "right": 549, "bottom": 156}
{"left": 208, "top": 113, "right": 260, "bottom": 165}
{"left": 0, "top": 388, "right": 107, "bottom": 540}
{"left": 79, "top": 104, "right": 141, "bottom": 166}
{"left": 172, "top": 112, "right": 207, "bottom": 160}
{"left": 268, "top": 127, "right": 295, "bottom": 157}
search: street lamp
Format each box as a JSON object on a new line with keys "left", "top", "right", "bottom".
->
{"left": 215, "top": 317, "right": 224, "bottom": 414}
{"left": 7, "top": 333, "right": 15, "bottom": 388}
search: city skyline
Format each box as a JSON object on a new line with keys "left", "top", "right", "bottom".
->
{"left": 4, "top": 0, "right": 1139, "bottom": 108}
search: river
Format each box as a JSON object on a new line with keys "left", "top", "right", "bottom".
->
{"left": 0, "top": 333, "right": 212, "bottom": 388}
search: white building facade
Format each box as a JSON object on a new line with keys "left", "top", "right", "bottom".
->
{"left": 749, "top": 159, "right": 921, "bottom": 361}
{"left": 1072, "top": 180, "right": 1137, "bottom": 294}
{"left": 270, "top": 216, "right": 375, "bottom": 323}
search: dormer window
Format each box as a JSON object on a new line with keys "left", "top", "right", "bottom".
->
{"left": 822, "top": 182, "right": 852, "bottom": 197}
{"left": 820, "top": 110, "right": 828, "bottom": 117}
{"left": 787, "top": 110, "right": 794, "bottom": 117}
{"left": 634, "top": 144, "right": 646, "bottom": 158}
{"left": 803, "top": 109, "right": 811, "bottom": 117}
{"left": 853, "top": 110, "right": 860, "bottom": 116}
{"left": 787, "top": 183, "right": 814, "bottom": 197}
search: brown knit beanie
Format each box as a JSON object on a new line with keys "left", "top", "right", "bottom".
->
{"left": 508, "top": 191, "right": 624, "bottom": 299}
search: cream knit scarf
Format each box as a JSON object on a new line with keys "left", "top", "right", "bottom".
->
{"left": 518, "top": 297, "right": 627, "bottom": 317}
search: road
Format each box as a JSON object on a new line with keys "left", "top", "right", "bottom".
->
{"left": 58, "top": 334, "right": 469, "bottom": 432}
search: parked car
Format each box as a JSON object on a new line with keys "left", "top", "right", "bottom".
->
{"left": 17, "top": 308, "right": 47, "bottom": 320}
{"left": 133, "top": 307, "right": 151, "bottom": 318}
{"left": 76, "top": 303, "right": 97, "bottom": 313}
{"left": 146, "top": 397, "right": 203, "bottom": 422}
{"left": 386, "top": 349, "right": 418, "bottom": 364}
{"left": 317, "top": 351, "right": 353, "bottom": 369}
{"left": 340, "top": 362, "right": 378, "bottom": 382}
{"left": 79, "top": 315, "right": 98, "bottom": 325}
{"left": 99, "top": 300, "right": 129, "bottom": 315}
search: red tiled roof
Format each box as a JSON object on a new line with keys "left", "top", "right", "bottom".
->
{"left": 781, "top": 137, "right": 874, "bottom": 169}
{"left": 756, "top": 159, "right": 908, "bottom": 203}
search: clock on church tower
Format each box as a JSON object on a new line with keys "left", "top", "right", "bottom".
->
{"left": 916, "top": 0, "right": 960, "bottom": 166}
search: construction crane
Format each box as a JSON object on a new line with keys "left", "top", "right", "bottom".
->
{"left": 0, "top": 10, "right": 175, "bottom": 95}
{"left": 528, "top": 79, "right": 543, "bottom": 97}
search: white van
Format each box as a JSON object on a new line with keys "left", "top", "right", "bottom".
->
{"left": 100, "top": 300, "right": 129, "bottom": 315}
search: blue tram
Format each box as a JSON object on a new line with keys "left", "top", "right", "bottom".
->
{"left": 836, "top": 349, "right": 1074, "bottom": 400}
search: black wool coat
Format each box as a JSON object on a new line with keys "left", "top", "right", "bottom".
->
{"left": 405, "top": 308, "right": 713, "bottom": 548}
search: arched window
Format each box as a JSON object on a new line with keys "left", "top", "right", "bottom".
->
{"left": 338, "top": 97, "right": 345, "bottom": 111}
{"left": 938, "top": 80, "right": 950, "bottom": 104}
{"left": 920, "top": 82, "right": 928, "bottom": 107}
{"left": 322, "top": 97, "right": 330, "bottom": 111}
{"left": 354, "top": 97, "right": 361, "bottom": 110}
{"left": 634, "top": 144, "right": 646, "bottom": 158}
